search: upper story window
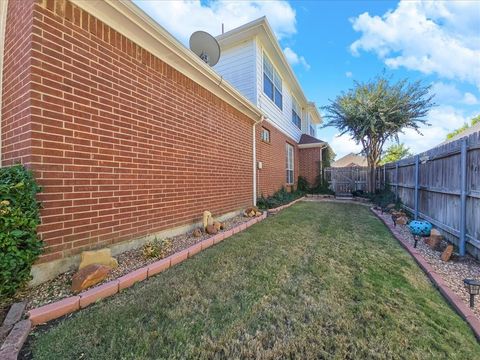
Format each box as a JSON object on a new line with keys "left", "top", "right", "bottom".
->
{"left": 263, "top": 53, "right": 282, "bottom": 110}
{"left": 309, "top": 125, "right": 315, "bottom": 137}
{"left": 291, "top": 98, "right": 301, "bottom": 129}
{"left": 261, "top": 127, "right": 270, "bottom": 143}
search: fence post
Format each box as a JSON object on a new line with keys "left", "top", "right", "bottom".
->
{"left": 395, "top": 163, "right": 399, "bottom": 201}
{"left": 414, "top": 155, "right": 419, "bottom": 220}
{"left": 459, "top": 138, "right": 468, "bottom": 256}
{"left": 383, "top": 166, "right": 386, "bottom": 189}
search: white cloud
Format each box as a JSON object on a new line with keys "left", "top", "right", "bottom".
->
{"left": 330, "top": 134, "right": 363, "bottom": 159}
{"left": 430, "top": 82, "right": 479, "bottom": 105}
{"left": 463, "top": 92, "right": 479, "bottom": 105}
{"left": 345, "top": 71, "right": 353, "bottom": 78}
{"left": 283, "top": 47, "right": 310, "bottom": 70}
{"left": 135, "top": 0, "right": 297, "bottom": 44}
{"left": 398, "top": 105, "right": 471, "bottom": 153}
{"left": 350, "top": 1, "right": 480, "bottom": 88}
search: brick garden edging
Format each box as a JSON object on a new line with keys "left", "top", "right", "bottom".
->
{"left": 371, "top": 208, "right": 480, "bottom": 341}
{"left": 27, "top": 212, "right": 268, "bottom": 327}
{"left": 267, "top": 197, "right": 305, "bottom": 215}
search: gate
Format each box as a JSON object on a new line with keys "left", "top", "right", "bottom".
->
{"left": 324, "top": 166, "right": 368, "bottom": 195}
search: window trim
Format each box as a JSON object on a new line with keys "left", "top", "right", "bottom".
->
{"left": 291, "top": 96, "right": 302, "bottom": 129}
{"left": 260, "top": 127, "right": 271, "bottom": 143}
{"left": 286, "top": 143, "right": 294, "bottom": 185}
{"left": 263, "top": 52, "right": 283, "bottom": 110}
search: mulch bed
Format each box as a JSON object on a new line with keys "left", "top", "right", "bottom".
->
{"left": 2, "top": 214, "right": 252, "bottom": 313}
{"left": 374, "top": 209, "right": 480, "bottom": 320}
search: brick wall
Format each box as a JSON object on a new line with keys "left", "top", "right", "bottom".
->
{"left": 1, "top": 0, "right": 255, "bottom": 265}
{"left": 256, "top": 120, "right": 299, "bottom": 197}
{"left": 299, "top": 147, "right": 321, "bottom": 187}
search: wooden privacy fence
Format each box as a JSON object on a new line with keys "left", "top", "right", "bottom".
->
{"left": 381, "top": 131, "right": 480, "bottom": 259}
{"left": 324, "top": 166, "right": 368, "bottom": 195}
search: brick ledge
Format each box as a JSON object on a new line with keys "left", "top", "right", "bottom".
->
{"left": 27, "top": 211, "right": 268, "bottom": 327}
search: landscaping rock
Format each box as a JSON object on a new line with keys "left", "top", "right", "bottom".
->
{"left": 3, "top": 302, "right": 26, "bottom": 327}
{"left": 71, "top": 264, "right": 111, "bottom": 293}
{"left": 441, "top": 245, "right": 454, "bottom": 262}
{"left": 203, "top": 211, "right": 213, "bottom": 229}
{"left": 255, "top": 211, "right": 262, "bottom": 217}
{"left": 79, "top": 249, "right": 118, "bottom": 270}
{"left": 396, "top": 216, "right": 408, "bottom": 225}
{"left": 205, "top": 225, "right": 218, "bottom": 235}
{"left": 213, "top": 221, "right": 222, "bottom": 231}
{"left": 220, "top": 222, "right": 226, "bottom": 230}
{"left": 192, "top": 228, "right": 202, "bottom": 237}
{"left": 386, "top": 203, "right": 396, "bottom": 210}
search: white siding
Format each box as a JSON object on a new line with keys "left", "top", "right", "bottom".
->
{"left": 213, "top": 40, "right": 256, "bottom": 104}
{"left": 255, "top": 40, "right": 302, "bottom": 142}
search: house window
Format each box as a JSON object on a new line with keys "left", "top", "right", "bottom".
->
{"left": 263, "top": 53, "right": 282, "bottom": 110}
{"left": 261, "top": 127, "right": 270, "bottom": 143}
{"left": 309, "top": 125, "right": 315, "bottom": 136}
{"left": 286, "top": 143, "right": 294, "bottom": 184}
{"left": 292, "top": 98, "right": 301, "bottom": 129}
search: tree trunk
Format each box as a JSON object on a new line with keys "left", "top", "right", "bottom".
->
{"left": 367, "top": 159, "right": 376, "bottom": 194}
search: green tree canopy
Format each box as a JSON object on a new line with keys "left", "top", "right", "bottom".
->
{"left": 322, "top": 73, "right": 434, "bottom": 192}
{"left": 446, "top": 115, "right": 480, "bottom": 140}
{"left": 380, "top": 143, "right": 412, "bottom": 165}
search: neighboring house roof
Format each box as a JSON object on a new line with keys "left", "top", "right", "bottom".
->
{"left": 439, "top": 122, "right": 480, "bottom": 146}
{"left": 331, "top": 153, "right": 367, "bottom": 167}
{"left": 216, "top": 17, "right": 321, "bottom": 125}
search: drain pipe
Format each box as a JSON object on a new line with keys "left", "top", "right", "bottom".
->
{"left": 253, "top": 115, "right": 265, "bottom": 205}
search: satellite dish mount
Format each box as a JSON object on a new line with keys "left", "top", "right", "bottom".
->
{"left": 189, "top": 31, "right": 221, "bottom": 67}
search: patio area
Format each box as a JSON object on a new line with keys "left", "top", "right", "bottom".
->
{"left": 23, "top": 202, "right": 480, "bottom": 359}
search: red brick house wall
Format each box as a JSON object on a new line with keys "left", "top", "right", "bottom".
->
{"left": 299, "top": 147, "right": 321, "bottom": 187}
{"left": 256, "top": 120, "right": 299, "bottom": 197}
{"left": 1, "top": 0, "right": 255, "bottom": 265}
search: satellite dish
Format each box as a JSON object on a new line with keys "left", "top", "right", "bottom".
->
{"left": 189, "top": 31, "right": 221, "bottom": 66}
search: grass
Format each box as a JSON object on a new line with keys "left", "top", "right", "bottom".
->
{"left": 26, "top": 202, "right": 480, "bottom": 359}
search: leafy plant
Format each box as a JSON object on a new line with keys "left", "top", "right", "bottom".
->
{"left": 257, "top": 187, "right": 304, "bottom": 210}
{"left": 0, "top": 165, "right": 43, "bottom": 298}
{"left": 142, "top": 238, "right": 172, "bottom": 259}
{"left": 297, "top": 176, "right": 309, "bottom": 192}
{"left": 379, "top": 143, "right": 412, "bottom": 165}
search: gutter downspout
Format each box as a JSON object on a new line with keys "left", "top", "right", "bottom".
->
{"left": 253, "top": 115, "right": 265, "bottom": 205}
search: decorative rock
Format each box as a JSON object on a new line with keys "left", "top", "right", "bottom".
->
{"left": 386, "top": 203, "right": 396, "bottom": 210}
{"left": 255, "top": 211, "right": 262, "bottom": 217}
{"left": 205, "top": 224, "right": 218, "bottom": 235}
{"left": 192, "top": 228, "right": 202, "bottom": 237}
{"left": 79, "top": 248, "right": 118, "bottom": 270}
{"left": 220, "top": 222, "right": 226, "bottom": 230}
{"left": 213, "top": 221, "right": 222, "bottom": 231}
{"left": 71, "top": 264, "right": 111, "bottom": 293}
{"left": 396, "top": 216, "right": 408, "bottom": 225}
{"left": 430, "top": 228, "right": 442, "bottom": 237}
{"left": 441, "top": 245, "right": 454, "bottom": 262}
{"left": 203, "top": 211, "right": 213, "bottom": 229}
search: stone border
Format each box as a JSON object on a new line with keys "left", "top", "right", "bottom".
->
{"left": 267, "top": 197, "right": 305, "bottom": 214}
{"left": 371, "top": 208, "right": 480, "bottom": 341}
{"left": 27, "top": 212, "right": 268, "bottom": 327}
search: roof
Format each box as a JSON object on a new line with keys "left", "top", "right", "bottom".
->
{"left": 331, "top": 153, "right": 368, "bottom": 168}
{"left": 439, "top": 122, "right": 480, "bottom": 146}
{"left": 71, "top": 0, "right": 263, "bottom": 123}
{"left": 299, "top": 134, "right": 325, "bottom": 145}
{"left": 216, "top": 17, "right": 322, "bottom": 124}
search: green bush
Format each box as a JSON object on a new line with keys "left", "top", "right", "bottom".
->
{"left": 0, "top": 165, "right": 43, "bottom": 298}
{"left": 366, "top": 187, "right": 400, "bottom": 209}
{"left": 309, "top": 174, "right": 334, "bottom": 195}
{"left": 257, "top": 187, "right": 304, "bottom": 210}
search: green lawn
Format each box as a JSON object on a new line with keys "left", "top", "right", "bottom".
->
{"left": 26, "top": 202, "right": 479, "bottom": 359}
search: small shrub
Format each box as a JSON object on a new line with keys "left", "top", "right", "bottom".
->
{"left": 309, "top": 174, "right": 334, "bottom": 195}
{"left": 257, "top": 187, "right": 304, "bottom": 210}
{"left": 142, "top": 238, "right": 172, "bottom": 259}
{"left": 0, "top": 165, "right": 42, "bottom": 299}
{"left": 367, "top": 187, "right": 400, "bottom": 209}
{"left": 297, "top": 176, "right": 309, "bottom": 192}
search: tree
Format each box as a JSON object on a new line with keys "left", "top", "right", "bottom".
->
{"left": 322, "top": 74, "right": 434, "bottom": 192}
{"left": 380, "top": 143, "right": 412, "bottom": 165}
{"left": 446, "top": 115, "right": 480, "bottom": 140}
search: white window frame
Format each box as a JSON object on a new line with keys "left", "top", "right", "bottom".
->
{"left": 263, "top": 52, "right": 282, "bottom": 110}
{"left": 286, "top": 143, "right": 294, "bottom": 185}
{"left": 261, "top": 127, "right": 270, "bottom": 143}
{"left": 309, "top": 125, "right": 315, "bottom": 137}
{"left": 291, "top": 97, "right": 301, "bottom": 129}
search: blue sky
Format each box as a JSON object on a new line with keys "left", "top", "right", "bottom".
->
{"left": 134, "top": 0, "right": 480, "bottom": 158}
